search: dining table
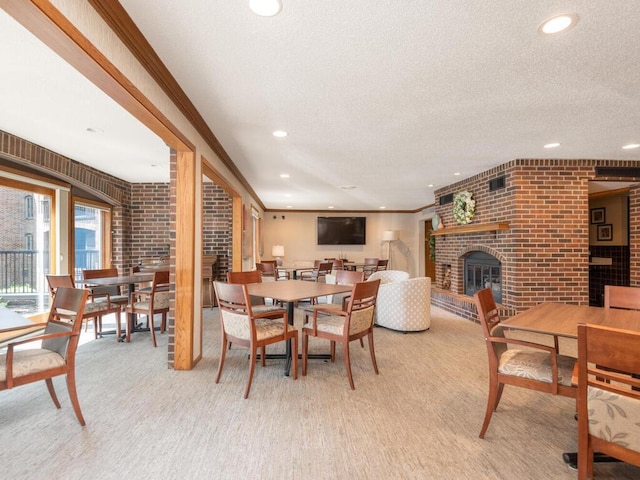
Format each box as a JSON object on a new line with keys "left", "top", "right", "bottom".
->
{"left": 0, "top": 306, "right": 46, "bottom": 348}
{"left": 79, "top": 272, "right": 157, "bottom": 341}
{"left": 247, "top": 279, "right": 353, "bottom": 376}
{"left": 501, "top": 302, "right": 640, "bottom": 469}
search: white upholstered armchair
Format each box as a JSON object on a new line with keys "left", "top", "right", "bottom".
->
{"left": 367, "top": 270, "right": 431, "bottom": 332}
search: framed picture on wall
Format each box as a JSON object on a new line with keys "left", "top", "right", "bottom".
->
{"left": 590, "top": 207, "right": 605, "bottom": 224}
{"left": 597, "top": 223, "right": 613, "bottom": 241}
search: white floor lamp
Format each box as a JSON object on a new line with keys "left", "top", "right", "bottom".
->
{"left": 381, "top": 230, "right": 398, "bottom": 269}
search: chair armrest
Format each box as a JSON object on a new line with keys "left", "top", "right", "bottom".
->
{"left": 490, "top": 336, "right": 558, "bottom": 353}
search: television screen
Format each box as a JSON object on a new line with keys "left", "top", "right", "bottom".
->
{"left": 317, "top": 217, "right": 366, "bottom": 245}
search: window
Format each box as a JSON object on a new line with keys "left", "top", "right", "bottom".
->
{"left": 25, "top": 233, "right": 33, "bottom": 250}
{"left": 73, "top": 200, "right": 112, "bottom": 280}
{"left": 24, "top": 195, "right": 34, "bottom": 218}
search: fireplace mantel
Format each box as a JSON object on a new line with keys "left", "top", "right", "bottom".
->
{"left": 431, "top": 222, "right": 510, "bottom": 237}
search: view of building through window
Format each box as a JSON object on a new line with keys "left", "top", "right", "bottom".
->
{"left": 0, "top": 185, "right": 51, "bottom": 314}
{"left": 74, "top": 203, "right": 104, "bottom": 280}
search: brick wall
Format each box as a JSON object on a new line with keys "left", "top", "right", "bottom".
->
{"left": 203, "top": 182, "right": 232, "bottom": 281}
{"left": 130, "top": 183, "right": 171, "bottom": 261}
{"left": 0, "top": 130, "right": 132, "bottom": 270}
{"left": 433, "top": 159, "right": 640, "bottom": 319}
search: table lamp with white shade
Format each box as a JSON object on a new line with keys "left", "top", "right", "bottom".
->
{"left": 381, "top": 230, "right": 398, "bottom": 269}
{"left": 271, "top": 245, "right": 285, "bottom": 266}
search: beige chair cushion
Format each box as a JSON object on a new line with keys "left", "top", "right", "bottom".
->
{"left": 302, "top": 305, "right": 374, "bottom": 336}
{"left": 588, "top": 386, "right": 640, "bottom": 451}
{"left": 131, "top": 292, "right": 170, "bottom": 311}
{"left": 0, "top": 349, "right": 65, "bottom": 381}
{"left": 220, "top": 310, "right": 293, "bottom": 341}
{"left": 498, "top": 349, "right": 575, "bottom": 386}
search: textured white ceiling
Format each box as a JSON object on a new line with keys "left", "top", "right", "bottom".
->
{"left": 2, "top": 2, "right": 640, "bottom": 210}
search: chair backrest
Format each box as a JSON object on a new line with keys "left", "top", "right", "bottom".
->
{"left": 345, "top": 279, "right": 381, "bottom": 335}
{"left": 367, "top": 270, "right": 410, "bottom": 284}
{"left": 152, "top": 270, "right": 170, "bottom": 288}
{"left": 227, "top": 270, "right": 262, "bottom": 284}
{"left": 82, "top": 268, "right": 120, "bottom": 296}
{"left": 376, "top": 259, "right": 388, "bottom": 271}
{"left": 256, "top": 262, "right": 276, "bottom": 277}
{"left": 227, "top": 271, "right": 264, "bottom": 305}
{"left": 605, "top": 285, "right": 640, "bottom": 310}
{"left": 46, "top": 274, "right": 75, "bottom": 298}
{"left": 43, "top": 287, "right": 89, "bottom": 357}
{"left": 316, "top": 261, "right": 333, "bottom": 277}
{"left": 214, "top": 282, "right": 255, "bottom": 338}
{"left": 577, "top": 323, "right": 640, "bottom": 467}
{"left": 474, "top": 288, "right": 507, "bottom": 361}
{"left": 331, "top": 259, "right": 344, "bottom": 270}
{"left": 335, "top": 269, "right": 364, "bottom": 285}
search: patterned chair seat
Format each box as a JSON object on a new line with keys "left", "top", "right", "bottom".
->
{"left": 499, "top": 349, "right": 575, "bottom": 386}
{"left": 0, "top": 348, "right": 65, "bottom": 381}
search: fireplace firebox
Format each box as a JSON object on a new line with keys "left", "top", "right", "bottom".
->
{"left": 464, "top": 251, "right": 502, "bottom": 303}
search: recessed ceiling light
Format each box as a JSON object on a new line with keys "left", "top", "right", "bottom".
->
{"left": 86, "top": 127, "right": 103, "bottom": 134}
{"left": 328, "top": 206, "right": 335, "bottom": 209}
{"left": 284, "top": 193, "right": 292, "bottom": 197}
{"left": 379, "top": 206, "right": 386, "bottom": 210}
{"left": 623, "top": 144, "right": 640, "bottom": 150}
{"left": 280, "top": 173, "right": 290, "bottom": 178}
{"left": 286, "top": 205, "right": 293, "bottom": 209}
{"left": 272, "top": 130, "right": 288, "bottom": 138}
{"left": 544, "top": 142, "right": 561, "bottom": 148}
{"left": 428, "top": 184, "right": 434, "bottom": 188}
{"left": 454, "top": 172, "right": 461, "bottom": 176}
{"left": 539, "top": 13, "right": 579, "bottom": 35}
{"left": 340, "top": 185, "right": 357, "bottom": 190}
{"left": 250, "top": 0, "right": 282, "bottom": 17}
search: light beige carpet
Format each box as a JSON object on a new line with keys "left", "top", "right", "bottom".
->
{"left": 1, "top": 306, "right": 639, "bottom": 479}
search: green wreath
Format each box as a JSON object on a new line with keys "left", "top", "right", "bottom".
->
{"left": 453, "top": 191, "right": 475, "bottom": 225}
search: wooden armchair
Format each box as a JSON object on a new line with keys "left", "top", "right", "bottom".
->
{"left": 299, "top": 261, "right": 332, "bottom": 282}
{"left": 302, "top": 279, "right": 381, "bottom": 389}
{"left": 125, "top": 270, "right": 170, "bottom": 347}
{"left": 473, "top": 287, "right": 577, "bottom": 438}
{"left": 0, "top": 287, "right": 89, "bottom": 425}
{"left": 82, "top": 268, "right": 128, "bottom": 337}
{"left": 256, "top": 261, "right": 289, "bottom": 280}
{"left": 46, "top": 274, "right": 122, "bottom": 339}
{"left": 362, "top": 257, "right": 379, "bottom": 278}
{"left": 213, "top": 281, "right": 298, "bottom": 398}
{"left": 577, "top": 324, "right": 640, "bottom": 479}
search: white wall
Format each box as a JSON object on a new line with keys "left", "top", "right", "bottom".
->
{"left": 263, "top": 211, "right": 424, "bottom": 276}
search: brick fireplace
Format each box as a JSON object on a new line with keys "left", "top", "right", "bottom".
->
{"left": 430, "top": 159, "right": 640, "bottom": 322}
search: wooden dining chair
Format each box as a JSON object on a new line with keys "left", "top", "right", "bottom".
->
{"left": 213, "top": 281, "right": 298, "bottom": 398}
{"left": 256, "top": 261, "right": 289, "bottom": 280}
{"left": 473, "top": 287, "right": 577, "bottom": 438}
{"left": 46, "top": 274, "right": 122, "bottom": 339}
{"left": 605, "top": 285, "right": 640, "bottom": 311}
{"left": 125, "top": 270, "right": 170, "bottom": 346}
{"left": 362, "top": 257, "right": 379, "bottom": 279}
{"left": 0, "top": 287, "right": 89, "bottom": 425}
{"left": 299, "top": 260, "right": 332, "bottom": 282}
{"left": 577, "top": 323, "right": 640, "bottom": 479}
{"left": 302, "top": 279, "right": 381, "bottom": 389}
{"left": 82, "top": 268, "right": 129, "bottom": 337}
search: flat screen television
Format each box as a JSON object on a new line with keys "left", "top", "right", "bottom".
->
{"left": 317, "top": 216, "right": 366, "bottom": 245}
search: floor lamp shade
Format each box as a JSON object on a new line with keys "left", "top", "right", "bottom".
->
{"left": 272, "top": 245, "right": 285, "bottom": 265}
{"left": 381, "top": 230, "right": 398, "bottom": 242}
